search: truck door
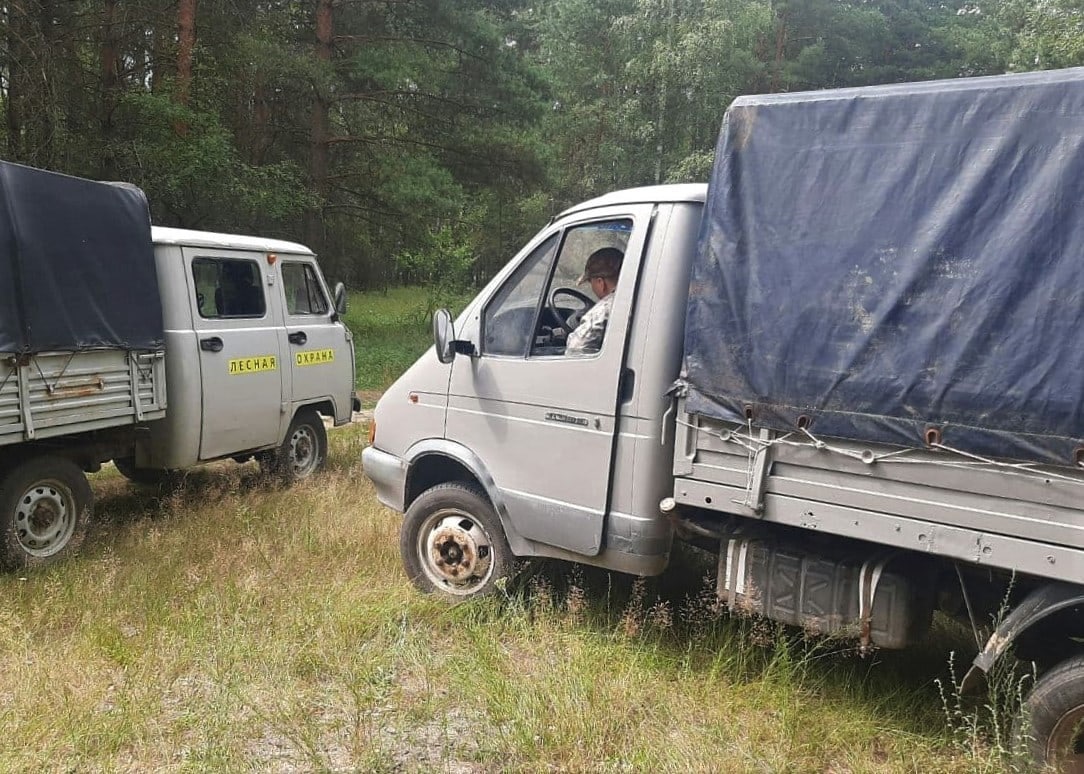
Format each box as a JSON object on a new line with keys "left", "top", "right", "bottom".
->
{"left": 278, "top": 258, "right": 354, "bottom": 422}
{"left": 186, "top": 250, "right": 286, "bottom": 460}
{"left": 446, "top": 204, "right": 653, "bottom": 556}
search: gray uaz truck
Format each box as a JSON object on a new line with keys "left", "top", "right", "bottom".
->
{"left": 364, "top": 68, "right": 1084, "bottom": 768}
{"left": 0, "top": 162, "right": 356, "bottom": 571}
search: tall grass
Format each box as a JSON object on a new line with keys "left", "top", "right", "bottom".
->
{"left": 344, "top": 287, "right": 472, "bottom": 394}
{"left": 0, "top": 425, "right": 1008, "bottom": 772}
{"left": 0, "top": 287, "right": 1016, "bottom": 770}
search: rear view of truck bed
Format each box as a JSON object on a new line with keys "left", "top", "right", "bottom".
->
{"left": 0, "top": 350, "right": 166, "bottom": 445}
{"left": 0, "top": 162, "right": 165, "bottom": 572}
{"left": 0, "top": 161, "right": 166, "bottom": 446}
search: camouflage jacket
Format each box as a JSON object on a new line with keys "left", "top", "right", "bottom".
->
{"left": 566, "top": 292, "right": 614, "bottom": 355}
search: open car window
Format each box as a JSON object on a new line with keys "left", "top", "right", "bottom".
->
{"left": 481, "top": 219, "right": 633, "bottom": 358}
{"left": 531, "top": 219, "right": 632, "bottom": 357}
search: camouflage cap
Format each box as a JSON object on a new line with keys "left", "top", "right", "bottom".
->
{"left": 577, "top": 247, "right": 624, "bottom": 284}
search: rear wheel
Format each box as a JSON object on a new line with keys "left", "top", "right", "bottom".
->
{"left": 1017, "top": 654, "right": 1084, "bottom": 772}
{"left": 262, "top": 409, "right": 327, "bottom": 483}
{"left": 0, "top": 456, "right": 91, "bottom": 571}
{"left": 400, "top": 482, "right": 513, "bottom": 600}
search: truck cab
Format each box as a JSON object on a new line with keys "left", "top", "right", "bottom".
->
{"left": 137, "top": 227, "right": 357, "bottom": 477}
{"left": 364, "top": 185, "right": 705, "bottom": 594}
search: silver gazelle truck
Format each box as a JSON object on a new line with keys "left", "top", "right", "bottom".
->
{"left": 364, "top": 68, "right": 1084, "bottom": 768}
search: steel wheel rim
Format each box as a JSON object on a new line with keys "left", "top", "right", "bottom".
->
{"left": 1048, "top": 702, "right": 1084, "bottom": 773}
{"left": 416, "top": 507, "right": 495, "bottom": 596}
{"left": 287, "top": 423, "right": 319, "bottom": 478}
{"left": 14, "top": 479, "right": 76, "bottom": 557}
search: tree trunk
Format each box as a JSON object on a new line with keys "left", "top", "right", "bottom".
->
{"left": 150, "top": 12, "right": 169, "bottom": 94}
{"left": 307, "top": 0, "right": 334, "bottom": 251}
{"left": 655, "top": 0, "right": 676, "bottom": 185}
{"left": 175, "top": 0, "right": 197, "bottom": 134}
{"left": 34, "top": 0, "right": 58, "bottom": 166}
{"left": 770, "top": 9, "right": 789, "bottom": 93}
{"left": 100, "top": 0, "right": 121, "bottom": 176}
{"left": 5, "top": 5, "right": 23, "bottom": 159}
{"left": 249, "top": 83, "right": 271, "bottom": 165}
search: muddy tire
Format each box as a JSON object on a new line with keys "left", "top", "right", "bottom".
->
{"left": 1016, "top": 654, "right": 1084, "bottom": 771}
{"left": 0, "top": 456, "right": 91, "bottom": 571}
{"left": 262, "top": 408, "right": 327, "bottom": 483}
{"left": 113, "top": 457, "right": 173, "bottom": 486}
{"left": 400, "top": 482, "right": 513, "bottom": 600}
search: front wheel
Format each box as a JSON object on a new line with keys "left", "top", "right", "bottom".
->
{"left": 262, "top": 408, "right": 328, "bottom": 483}
{"left": 1017, "top": 653, "right": 1084, "bottom": 771}
{"left": 0, "top": 456, "right": 92, "bottom": 571}
{"left": 400, "top": 482, "right": 513, "bottom": 600}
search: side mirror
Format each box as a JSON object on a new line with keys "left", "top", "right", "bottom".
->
{"left": 333, "top": 282, "right": 348, "bottom": 316}
{"left": 433, "top": 308, "right": 455, "bottom": 364}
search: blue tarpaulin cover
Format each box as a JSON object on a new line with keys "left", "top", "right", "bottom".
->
{"left": 685, "top": 67, "right": 1084, "bottom": 468}
{"left": 0, "top": 162, "right": 162, "bottom": 353}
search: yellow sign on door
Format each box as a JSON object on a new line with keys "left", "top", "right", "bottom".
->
{"left": 295, "top": 349, "right": 335, "bottom": 366}
{"left": 228, "top": 355, "right": 278, "bottom": 375}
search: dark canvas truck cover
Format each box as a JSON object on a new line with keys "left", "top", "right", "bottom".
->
{"left": 0, "top": 162, "right": 162, "bottom": 354}
{"left": 684, "top": 67, "right": 1084, "bottom": 469}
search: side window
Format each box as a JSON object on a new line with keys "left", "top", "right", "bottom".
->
{"left": 282, "top": 262, "right": 329, "bottom": 316}
{"left": 192, "top": 257, "right": 266, "bottom": 319}
{"left": 483, "top": 234, "right": 559, "bottom": 356}
{"left": 534, "top": 219, "right": 632, "bottom": 357}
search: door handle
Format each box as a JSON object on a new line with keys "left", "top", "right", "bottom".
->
{"left": 200, "top": 336, "right": 224, "bottom": 353}
{"left": 619, "top": 368, "right": 636, "bottom": 404}
{"left": 288, "top": 331, "right": 308, "bottom": 345}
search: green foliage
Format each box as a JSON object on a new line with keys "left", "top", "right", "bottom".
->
{"left": 310, "top": 0, "right": 551, "bottom": 282}
{"left": 667, "top": 149, "right": 716, "bottom": 183}
{"left": 110, "top": 91, "right": 312, "bottom": 230}
{"left": 770, "top": 0, "right": 1004, "bottom": 89}
{"left": 395, "top": 225, "right": 478, "bottom": 316}
{"left": 997, "top": 0, "right": 1084, "bottom": 70}
{"left": 343, "top": 288, "right": 473, "bottom": 391}
{"left": 0, "top": 0, "right": 1076, "bottom": 291}
{"left": 529, "top": 0, "right": 1036, "bottom": 210}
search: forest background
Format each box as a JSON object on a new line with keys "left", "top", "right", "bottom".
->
{"left": 5, "top": 0, "right": 1083, "bottom": 291}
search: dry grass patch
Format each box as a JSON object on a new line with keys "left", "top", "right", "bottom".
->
{"left": 0, "top": 424, "right": 1008, "bottom": 772}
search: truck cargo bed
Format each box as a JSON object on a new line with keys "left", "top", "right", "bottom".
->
{"left": 0, "top": 350, "right": 166, "bottom": 444}
{"left": 686, "top": 67, "right": 1084, "bottom": 470}
{"left": 673, "top": 400, "right": 1084, "bottom": 586}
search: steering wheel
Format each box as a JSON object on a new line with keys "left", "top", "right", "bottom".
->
{"left": 548, "top": 286, "right": 594, "bottom": 332}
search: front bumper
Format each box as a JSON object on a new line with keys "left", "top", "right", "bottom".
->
{"left": 361, "top": 446, "right": 407, "bottom": 512}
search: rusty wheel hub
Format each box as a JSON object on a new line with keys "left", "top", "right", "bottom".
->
{"left": 420, "top": 510, "right": 494, "bottom": 595}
